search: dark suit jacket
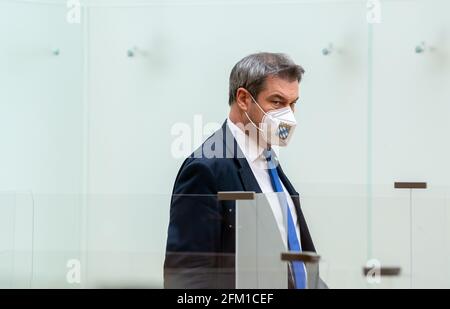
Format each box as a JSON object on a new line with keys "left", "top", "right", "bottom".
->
{"left": 164, "top": 120, "right": 316, "bottom": 289}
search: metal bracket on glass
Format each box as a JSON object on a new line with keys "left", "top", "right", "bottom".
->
{"left": 394, "top": 182, "right": 427, "bottom": 189}
{"left": 217, "top": 191, "right": 255, "bottom": 201}
{"left": 280, "top": 251, "right": 321, "bottom": 263}
{"left": 363, "top": 266, "right": 401, "bottom": 277}
{"left": 281, "top": 251, "right": 321, "bottom": 289}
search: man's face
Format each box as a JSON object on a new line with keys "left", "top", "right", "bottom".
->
{"left": 246, "top": 75, "right": 299, "bottom": 126}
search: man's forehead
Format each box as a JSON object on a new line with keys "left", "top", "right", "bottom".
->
{"left": 262, "top": 76, "right": 299, "bottom": 97}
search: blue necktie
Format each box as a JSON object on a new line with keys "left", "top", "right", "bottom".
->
{"left": 264, "top": 149, "right": 306, "bottom": 289}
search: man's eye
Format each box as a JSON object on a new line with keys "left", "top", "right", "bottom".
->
{"left": 273, "top": 101, "right": 281, "bottom": 105}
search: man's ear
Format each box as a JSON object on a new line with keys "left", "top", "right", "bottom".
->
{"left": 235, "top": 88, "right": 251, "bottom": 112}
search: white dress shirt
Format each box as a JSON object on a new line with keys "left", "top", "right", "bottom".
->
{"left": 226, "top": 118, "right": 301, "bottom": 248}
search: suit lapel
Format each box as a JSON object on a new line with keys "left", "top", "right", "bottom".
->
{"left": 221, "top": 120, "right": 262, "bottom": 193}
{"left": 237, "top": 158, "right": 262, "bottom": 193}
{"left": 277, "top": 163, "right": 316, "bottom": 253}
{"left": 276, "top": 164, "right": 300, "bottom": 212}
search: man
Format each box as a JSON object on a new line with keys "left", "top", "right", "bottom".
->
{"left": 164, "top": 52, "right": 319, "bottom": 289}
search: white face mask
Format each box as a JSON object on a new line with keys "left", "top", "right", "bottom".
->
{"left": 245, "top": 95, "right": 297, "bottom": 147}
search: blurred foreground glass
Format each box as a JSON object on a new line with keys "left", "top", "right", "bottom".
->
{"left": 0, "top": 190, "right": 449, "bottom": 288}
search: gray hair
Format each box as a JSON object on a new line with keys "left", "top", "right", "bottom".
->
{"left": 228, "top": 52, "right": 305, "bottom": 105}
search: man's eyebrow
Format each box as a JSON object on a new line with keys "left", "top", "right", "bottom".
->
{"left": 267, "top": 93, "right": 299, "bottom": 103}
{"left": 267, "top": 94, "right": 287, "bottom": 100}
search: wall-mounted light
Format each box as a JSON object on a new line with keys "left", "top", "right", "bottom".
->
{"left": 127, "top": 46, "right": 138, "bottom": 58}
{"left": 127, "top": 46, "right": 149, "bottom": 58}
{"left": 415, "top": 41, "right": 426, "bottom": 54}
{"left": 322, "top": 43, "right": 334, "bottom": 56}
{"left": 52, "top": 48, "right": 60, "bottom": 56}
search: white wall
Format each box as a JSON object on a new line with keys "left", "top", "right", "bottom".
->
{"left": 0, "top": 1, "right": 85, "bottom": 287}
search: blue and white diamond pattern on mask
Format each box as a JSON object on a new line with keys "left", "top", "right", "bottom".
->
{"left": 277, "top": 123, "right": 291, "bottom": 140}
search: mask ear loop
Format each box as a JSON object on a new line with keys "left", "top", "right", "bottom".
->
{"left": 244, "top": 94, "right": 268, "bottom": 132}
{"left": 244, "top": 112, "right": 262, "bottom": 132}
{"left": 250, "top": 94, "right": 269, "bottom": 116}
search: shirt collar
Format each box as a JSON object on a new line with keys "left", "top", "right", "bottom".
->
{"left": 226, "top": 117, "right": 279, "bottom": 163}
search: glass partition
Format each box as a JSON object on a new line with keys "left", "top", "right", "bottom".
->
{"left": 235, "top": 192, "right": 288, "bottom": 289}
{"left": 0, "top": 190, "right": 449, "bottom": 288}
{"left": 0, "top": 192, "right": 34, "bottom": 288}
{"left": 0, "top": 192, "right": 16, "bottom": 288}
